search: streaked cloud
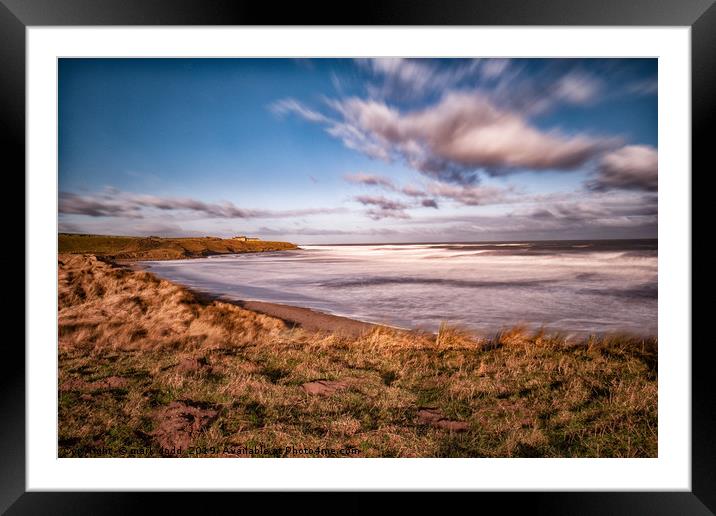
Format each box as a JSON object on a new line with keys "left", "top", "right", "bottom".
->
{"left": 427, "top": 183, "right": 512, "bottom": 206}
{"left": 356, "top": 58, "right": 484, "bottom": 100}
{"left": 552, "top": 72, "right": 603, "bottom": 105}
{"left": 344, "top": 172, "right": 395, "bottom": 189}
{"left": 588, "top": 145, "right": 658, "bottom": 192}
{"left": 277, "top": 92, "right": 616, "bottom": 185}
{"left": 255, "top": 192, "right": 657, "bottom": 243}
{"left": 344, "top": 171, "right": 513, "bottom": 209}
{"left": 59, "top": 189, "right": 344, "bottom": 220}
{"left": 270, "top": 98, "right": 329, "bottom": 123}
{"left": 400, "top": 184, "right": 427, "bottom": 198}
{"left": 626, "top": 78, "right": 658, "bottom": 96}
{"left": 354, "top": 195, "right": 410, "bottom": 220}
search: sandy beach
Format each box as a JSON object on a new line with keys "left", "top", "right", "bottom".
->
{"left": 233, "top": 300, "right": 376, "bottom": 337}
{"left": 128, "top": 271, "right": 381, "bottom": 338}
{"left": 60, "top": 233, "right": 379, "bottom": 337}
{"left": 185, "top": 290, "right": 379, "bottom": 337}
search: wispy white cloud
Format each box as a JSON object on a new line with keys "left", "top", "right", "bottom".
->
{"left": 552, "top": 71, "right": 603, "bottom": 105}
{"left": 270, "top": 98, "right": 330, "bottom": 123}
{"left": 292, "top": 92, "right": 617, "bottom": 184}
{"left": 426, "top": 183, "right": 513, "bottom": 206}
{"left": 344, "top": 172, "right": 395, "bottom": 189}
{"left": 626, "top": 78, "right": 658, "bottom": 96}
{"left": 355, "top": 58, "right": 485, "bottom": 100}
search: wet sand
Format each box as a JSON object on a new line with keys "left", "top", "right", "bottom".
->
{"left": 235, "top": 300, "right": 377, "bottom": 337}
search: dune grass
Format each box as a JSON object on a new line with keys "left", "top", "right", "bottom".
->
{"left": 58, "top": 254, "right": 657, "bottom": 458}
{"left": 58, "top": 233, "right": 297, "bottom": 260}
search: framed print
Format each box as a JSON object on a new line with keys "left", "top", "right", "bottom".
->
{"left": 6, "top": 0, "right": 711, "bottom": 513}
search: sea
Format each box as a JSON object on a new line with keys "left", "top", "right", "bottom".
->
{"left": 141, "top": 239, "right": 657, "bottom": 336}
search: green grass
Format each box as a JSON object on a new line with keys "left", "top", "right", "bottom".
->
{"left": 59, "top": 330, "right": 657, "bottom": 458}
{"left": 58, "top": 233, "right": 297, "bottom": 260}
{"left": 58, "top": 253, "right": 657, "bottom": 458}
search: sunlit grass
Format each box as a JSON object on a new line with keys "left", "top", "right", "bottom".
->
{"left": 58, "top": 254, "right": 657, "bottom": 458}
{"left": 58, "top": 233, "right": 297, "bottom": 260}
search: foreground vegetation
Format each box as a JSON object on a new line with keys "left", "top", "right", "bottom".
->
{"left": 58, "top": 233, "right": 297, "bottom": 260}
{"left": 58, "top": 254, "right": 657, "bottom": 458}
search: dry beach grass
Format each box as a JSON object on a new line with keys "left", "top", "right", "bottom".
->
{"left": 58, "top": 253, "right": 657, "bottom": 458}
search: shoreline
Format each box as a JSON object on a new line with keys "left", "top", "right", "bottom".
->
{"left": 147, "top": 271, "right": 656, "bottom": 341}
{"left": 127, "top": 258, "right": 377, "bottom": 337}
{"left": 192, "top": 292, "right": 379, "bottom": 337}
{"left": 236, "top": 300, "right": 378, "bottom": 337}
{"left": 124, "top": 251, "right": 654, "bottom": 339}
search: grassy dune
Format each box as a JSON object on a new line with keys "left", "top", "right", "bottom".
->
{"left": 58, "top": 233, "right": 297, "bottom": 260}
{"left": 58, "top": 254, "right": 657, "bottom": 458}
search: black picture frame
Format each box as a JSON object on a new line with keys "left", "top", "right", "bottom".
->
{"left": 4, "top": 0, "right": 711, "bottom": 513}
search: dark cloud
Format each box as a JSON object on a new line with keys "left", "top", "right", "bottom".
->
{"left": 344, "top": 174, "right": 436, "bottom": 216}
{"left": 587, "top": 145, "right": 658, "bottom": 192}
{"left": 354, "top": 195, "right": 410, "bottom": 220}
{"left": 354, "top": 195, "right": 408, "bottom": 211}
{"left": 59, "top": 192, "right": 144, "bottom": 218}
{"left": 343, "top": 171, "right": 512, "bottom": 211}
{"left": 345, "top": 173, "right": 430, "bottom": 199}
{"left": 59, "top": 190, "right": 344, "bottom": 220}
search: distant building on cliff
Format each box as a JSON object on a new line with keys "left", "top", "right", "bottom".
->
{"left": 232, "top": 235, "right": 260, "bottom": 241}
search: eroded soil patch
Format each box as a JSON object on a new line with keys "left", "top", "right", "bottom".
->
{"left": 150, "top": 401, "right": 218, "bottom": 450}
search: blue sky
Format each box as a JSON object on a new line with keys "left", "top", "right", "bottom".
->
{"left": 59, "top": 58, "right": 657, "bottom": 244}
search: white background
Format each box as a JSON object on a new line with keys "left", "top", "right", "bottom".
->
{"left": 27, "top": 27, "right": 691, "bottom": 491}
